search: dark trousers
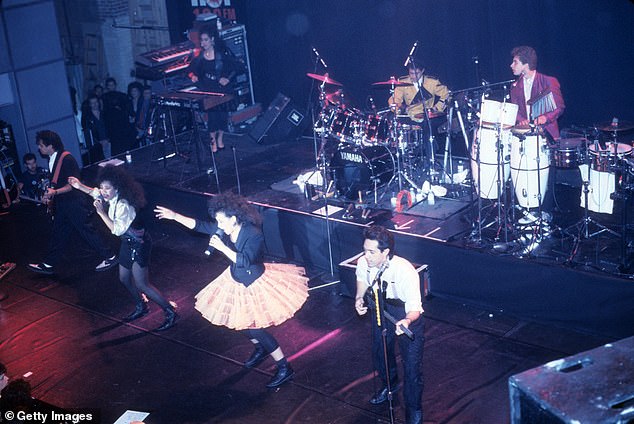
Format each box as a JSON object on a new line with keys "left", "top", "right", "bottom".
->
{"left": 244, "top": 328, "right": 280, "bottom": 353}
{"left": 44, "top": 200, "right": 113, "bottom": 267}
{"left": 371, "top": 302, "right": 425, "bottom": 411}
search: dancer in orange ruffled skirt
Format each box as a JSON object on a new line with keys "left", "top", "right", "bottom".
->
{"left": 155, "top": 193, "right": 308, "bottom": 388}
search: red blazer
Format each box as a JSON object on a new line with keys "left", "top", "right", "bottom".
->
{"left": 510, "top": 71, "right": 565, "bottom": 140}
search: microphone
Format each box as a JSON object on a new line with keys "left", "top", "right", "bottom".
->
{"left": 404, "top": 40, "right": 419, "bottom": 66}
{"left": 373, "top": 260, "right": 389, "bottom": 288}
{"left": 204, "top": 228, "right": 225, "bottom": 256}
{"left": 312, "top": 47, "right": 327, "bottom": 68}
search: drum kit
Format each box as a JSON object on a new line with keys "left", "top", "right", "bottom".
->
{"left": 304, "top": 71, "right": 634, "bottom": 261}
{"left": 307, "top": 72, "right": 449, "bottom": 205}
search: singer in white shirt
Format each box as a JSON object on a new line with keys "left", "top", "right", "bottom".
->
{"left": 355, "top": 225, "right": 425, "bottom": 424}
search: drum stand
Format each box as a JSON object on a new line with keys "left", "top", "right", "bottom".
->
{"left": 567, "top": 140, "right": 620, "bottom": 262}
{"left": 379, "top": 85, "right": 420, "bottom": 202}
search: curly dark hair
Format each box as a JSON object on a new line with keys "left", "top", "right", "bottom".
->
{"left": 207, "top": 192, "right": 261, "bottom": 227}
{"left": 1, "top": 378, "right": 32, "bottom": 409}
{"left": 97, "top": 165, "right": 146, "bottom": 210}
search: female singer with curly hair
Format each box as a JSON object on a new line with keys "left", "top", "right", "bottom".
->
{"left": 155, "top": 193, "right": 308, "bottom": 388}
{"left": 69, "top": 165, "right": 177, "bottom": 331}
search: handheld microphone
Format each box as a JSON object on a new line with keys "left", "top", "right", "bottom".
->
{"left": 404, "top": 41, "right": 419, "bottom": 66}
{"left": 312, "top": 47, "right": 327, "bottom": 68}
{"left": 204, "top": 228, "right": 225, "bottom": 256}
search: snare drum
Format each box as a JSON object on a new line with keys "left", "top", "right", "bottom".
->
{"left": 587, "top": 142, "right": 632, "bottom": 172}
{"left": 552, "top": 138, "right": 587, "bottom": 168}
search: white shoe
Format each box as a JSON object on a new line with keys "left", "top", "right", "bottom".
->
{"left": 518, "top": 211, "right": 539, "bottom": 225}
{"left": 95, "top": 255, "right": 118, "bottom": 272}
{"left": 518, "top": 211, "right": 552, "bottom": 225}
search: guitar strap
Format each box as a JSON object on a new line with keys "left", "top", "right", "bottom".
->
{"left": 51, "top": 151, "right": 71, "bottom": 188}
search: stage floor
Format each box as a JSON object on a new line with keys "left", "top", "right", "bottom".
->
{"left": 0, "top": 201, "right": 614, "bottom": 423}
{"left": 117, "top": 133, "right": 634, "bottom": 279}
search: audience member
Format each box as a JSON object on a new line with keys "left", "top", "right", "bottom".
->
{"left": 17, "top": 153, "right": 48, "bottom": 201}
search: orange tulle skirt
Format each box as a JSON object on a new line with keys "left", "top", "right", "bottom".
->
{"left": 194, "top": 263, "right": 309, "bottom": 330}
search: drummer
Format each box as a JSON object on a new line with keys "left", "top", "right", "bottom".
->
{"left": 509, "top": 46, "right": 565, "bottom": 224}
{"left": 388, "top": 58, "right": 450, "bottom": 172}
{"left": 389, "top": 59, "right": 450, "bottom": 118}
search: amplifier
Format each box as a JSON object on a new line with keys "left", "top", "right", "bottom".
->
{"left": 509, "top": 336, "right": 634, "bottom": 423}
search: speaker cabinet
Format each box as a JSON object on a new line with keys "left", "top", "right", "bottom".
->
{"left": 509, "top": 335, "right": 634, "bottom": 423}
{"left": 247, "top": 93, "right": 304, "bottom": 144}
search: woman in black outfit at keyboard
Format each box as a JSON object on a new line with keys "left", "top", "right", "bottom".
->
{"left": 187, "top": 26, "right": 238, "bottom": 153}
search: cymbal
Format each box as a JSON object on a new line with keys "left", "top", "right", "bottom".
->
{"left": 372, "top": 77, "right": 413, "bottom": 87}
{"left": 306, "top": 73, "right": 342, "bottom": 86}
{"left": 597, "top": 120, "right": 634, "bottom": 132}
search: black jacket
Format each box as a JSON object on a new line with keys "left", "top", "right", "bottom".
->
{"left": 194, "top": 221, "right": 265, "bottom": 286}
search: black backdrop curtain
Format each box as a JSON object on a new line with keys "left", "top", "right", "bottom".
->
{"left": 171, "top": 0, "right": 634, "bottom": 129}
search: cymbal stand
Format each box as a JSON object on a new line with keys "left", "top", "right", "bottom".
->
{"left": 420, "top": 93, "right": 438, "bottom": 183}
{"left": 307, "top": 74, "right": 336, "bottom": 278}
{"left": 380, "top": 81, "right": 406, "bottom": 200}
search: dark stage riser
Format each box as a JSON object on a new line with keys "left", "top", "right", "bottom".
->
{"left": 144, "top": 183, "right": 634, "bottom": 340}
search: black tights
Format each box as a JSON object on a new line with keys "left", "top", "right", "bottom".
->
{"left": 243, "top": 329, "right": 279, "bottom": 353}
{"left": 119, "top": 263, "right": 171, "bottom": 311}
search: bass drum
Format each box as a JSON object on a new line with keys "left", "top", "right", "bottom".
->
{"left": 330, "top": 145, "right": 395, "bottom": 199}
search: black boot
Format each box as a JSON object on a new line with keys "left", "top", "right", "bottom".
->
{"left": 124, "top": 301, "right": 149, "bottom": 322}
{"left": 244, "top": 344, "right": 268, "bottom": 368}
{"left": 155, "top": 307, "right": 177, "bottom": 331}
{"left": 266, "top": 362, "right": 294, "bottom": 388}
{"left": 406, "top": 408, "right": 422, "bottom": 424}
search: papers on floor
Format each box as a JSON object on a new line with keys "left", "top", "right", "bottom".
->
{"left": 98, "top": 158, "right": 125, "bottom": 167}
{"left": 113, "top": 410, "right": 149, "bottom": 424}
{"left": 312, "top": 205, "right": 343, "bottom": 217}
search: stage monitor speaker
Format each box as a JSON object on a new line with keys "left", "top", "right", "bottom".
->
{"left": 247, "top": 93, "right": 304, "bottom": 144}
{"left": 509, "top": 335, "right": 634, "bottom": 423}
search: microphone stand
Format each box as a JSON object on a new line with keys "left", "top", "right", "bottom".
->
{"left": 407, "top": 54, "right": 437, "bottom": 183}
{"left": 373, "top": 264, "right": 396, "bottom": 424}
{"left": 231, "top": 143, "right": 241, "bottom": 195}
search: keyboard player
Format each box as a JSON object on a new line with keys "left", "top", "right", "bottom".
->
{"left": 187, "top": 26, "right": 239, "bottom": 152}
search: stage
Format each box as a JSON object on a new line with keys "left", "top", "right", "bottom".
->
{"left": 119, "top": 131, "right": 634, "bottom": 338}
{"left": 1, "top": 132, "right": 633, "bottom": 423}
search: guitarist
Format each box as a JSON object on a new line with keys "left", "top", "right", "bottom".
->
{"left": 354, "top": 225, "right": 425, "bottom": 424}
{"left": 27, "top": 130, "right": 117, "bottom": 276}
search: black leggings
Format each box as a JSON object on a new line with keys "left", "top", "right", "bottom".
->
{"left": 119, "top": 263, "right": 171, "bottom": 311}
{"left": 243, "top": 329, "right": 279, "bottom": 353}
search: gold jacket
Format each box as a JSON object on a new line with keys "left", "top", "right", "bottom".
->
{"left": 388, "top": 74, "right": 450, "bottom": 114}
